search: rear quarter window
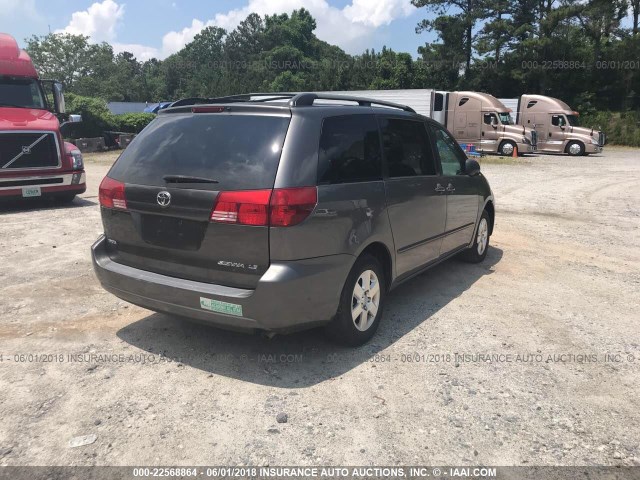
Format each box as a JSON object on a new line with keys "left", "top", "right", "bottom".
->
{"left": 318, "top": 114, "right": 382, "bottom": 184}
{"left": 108, "top": 113, "right": 291, "bottom": 190}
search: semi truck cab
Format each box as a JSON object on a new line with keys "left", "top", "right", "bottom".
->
{"left": 0, "top": 33, "right": 85, "bottom": 202}
{"left": 431, "top": 91, "right": 537, "bottom": 156}
{"left": 516, "top": 94, "right": 605, "bottom": 156}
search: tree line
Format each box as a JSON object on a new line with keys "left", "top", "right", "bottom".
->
{"left": 24, "top": 2, "right": 639, "bottom": 115}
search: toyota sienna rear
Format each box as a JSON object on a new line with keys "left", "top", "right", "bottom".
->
{"left": 92, "top": 93, "right": 495, "bottom": 346}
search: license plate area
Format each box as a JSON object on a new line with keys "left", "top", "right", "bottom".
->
{"left": 22, "top": 186, "right": 42, "bottom": 197}
{"left": 138, "top": 214, "right": 206, "bottom": 250}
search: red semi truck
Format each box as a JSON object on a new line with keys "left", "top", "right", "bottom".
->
{"left": 0, "top": 33, "right": 85, "bottom": 202}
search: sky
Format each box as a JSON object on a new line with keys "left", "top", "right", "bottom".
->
{"left": 0, "top": 0, "right": 439, "bottom": 60}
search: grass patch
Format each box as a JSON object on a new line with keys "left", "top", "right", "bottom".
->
{"left": 477, "top": 155, "right": 531, "bottom": 165}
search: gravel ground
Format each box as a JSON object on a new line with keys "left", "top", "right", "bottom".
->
{"left": 0, "top": 148, "right": 638, "bottom": 467}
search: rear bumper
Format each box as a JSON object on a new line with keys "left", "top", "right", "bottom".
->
{"left": 0, "top": 172, "right": 86, "bottom": 198}
{"left": 91, "top": 235, "right": 354, "bottom": 333}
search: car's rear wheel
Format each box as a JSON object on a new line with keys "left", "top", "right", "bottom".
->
{"left": 461, "top": 210, "right": 490, "bottom": 263}
{"left": 326, "top": 254, "right": 386, "bottom": 346}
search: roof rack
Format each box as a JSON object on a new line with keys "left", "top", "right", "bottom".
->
{"left": 168, "top": 92, "right": 416, "bottom": 113}
{"left": 169, "top": 93, "right": 296, "bottom": 107}
{"left": 289, "top": 93, "right": 416, "bottom": 113}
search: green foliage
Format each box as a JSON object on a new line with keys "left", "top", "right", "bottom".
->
{"left": 115, "top": 113, "right": 156, "bottom": 133}
{"left": 23, "top": 4, "right": 640, "bottom": 145}
{"left": 64, "top": 93, "right": 116, "bottom": 138}
{"left": 64, "top": 94, "right": 154, "bottom": 138}
{"left": 25, "top": 33, "right": 113, "bottom": 89}
{"left": 581, "top": 111, "right": 640, "bottom": 146}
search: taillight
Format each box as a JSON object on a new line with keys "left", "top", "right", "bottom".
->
{"left": 99, "top": 176, "right": 127, "bottom": 210}
{"left": 211, "top": 189, "right": 271, "bottom": 225}
{"left": 270, "top": 187, "right": 317, "bottom": 227}
{"left": 210, "top": 187, "right": 317, "bottom": 227}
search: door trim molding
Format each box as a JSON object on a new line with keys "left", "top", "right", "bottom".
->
{"left": 391, "top": 244, "right": 469, "bottom": 289}
{"left": 397, "top": 222, "right": 475, "bottom": 254}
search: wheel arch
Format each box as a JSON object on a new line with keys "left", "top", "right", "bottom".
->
{"left": 484, "top": 199, "right": 495, "bottom": 235}
{"left": 358, "top": 242, "right": 393, "bottom": 292}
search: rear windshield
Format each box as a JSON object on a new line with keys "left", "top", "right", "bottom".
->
{"left": 108, "top": 113, "right": 291, "bottom": 190}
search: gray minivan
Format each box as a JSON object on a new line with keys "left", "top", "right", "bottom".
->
{"left": 92, "top": 93, "right": 495, "bottom": 346}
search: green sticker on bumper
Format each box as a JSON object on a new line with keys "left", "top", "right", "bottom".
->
{"left": 200, "top": 297, "right": 243, "bottom": 317}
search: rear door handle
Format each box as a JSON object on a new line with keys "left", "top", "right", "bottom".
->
{"left": 446, "top": 183, "right": 456, "bottom": 192}
{"left": 435, "top": 184, "right": 446, "bottom": 193}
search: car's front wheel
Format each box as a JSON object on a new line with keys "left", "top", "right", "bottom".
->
{"left": 499, "top": 140, "right": 517, "bottom": 156}
{"left": 326, "top": 254, "right": 386, "bottom": 346}
{"left": 566, "top": 141, "right": 585, "bottom": 156}
{"left": 462, "top": 210, "right": 490, "bottom": 263}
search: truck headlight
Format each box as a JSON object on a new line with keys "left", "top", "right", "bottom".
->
{"left": 591, "top": 137, "right": 599, "bottom": 145}
{"left": 522, "top": 136, "right": 531, "bottom": 145}
{"left": 70, "top": 149, "right": 84, "bottom": 170}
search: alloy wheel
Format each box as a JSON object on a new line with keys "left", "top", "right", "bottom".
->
{"left": 351, "top": 269, "right": 380, "bottom": 331}
{"left": 569, "top": 143, "right": 582, "bottom": 155}
{"left": 477, "top": 218, "right": 489, "bottom": 256}
{"left": 501, "top": 143, "right": 515, "bottom": 156}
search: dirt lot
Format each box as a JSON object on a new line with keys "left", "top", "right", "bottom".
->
{"left": 0, "top": 148, "right": 639, "bottom": 467}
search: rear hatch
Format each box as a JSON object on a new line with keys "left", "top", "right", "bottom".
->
{"left": 100, "top": 107, "right": 291, "bottom": 289}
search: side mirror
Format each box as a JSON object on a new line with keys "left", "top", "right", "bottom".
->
{"left": 59, "top": 114, "right": 82, "bottom": 136}
{"left": 53, "top": 82, "right": 66, "bottom": 114}
{"left": 465, "top": 158, "right": 481, "bottom": 176}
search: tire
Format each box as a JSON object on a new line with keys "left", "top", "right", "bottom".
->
{"left": 566, "top": 141, "right": 585, "bottom": 156}
{"left": 325, "top": 254, "right": 386, "bottom": 346}
{"left": 499, "top": 140, "right": 517, "bottom": 156}
{"left": 461, "top": 210, "right": 490, "bottom": 263}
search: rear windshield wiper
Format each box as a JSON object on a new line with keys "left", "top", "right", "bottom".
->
{"left": 163, "top": 175, "right": 219, "bottom": 184}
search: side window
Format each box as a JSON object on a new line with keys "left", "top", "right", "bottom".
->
{"left": 379, "top": 118, "right": 437, "bottom": 178}
{"left": 551, "top": 115, "right": 565, "bottom": 127}
{"left": 30, "top": 83, "right": 45, "bottom": 109}
{"left": 430, "top": 126, "right": 466, "bottom": 176}
{"left": 318, "top": 115, "right": 382, "bottom": 184}
{"left": 433, "top": 93, "right": 444, "bottom": 112}
{"left": 483, "top": 113, "right": 497, "bottom": 125}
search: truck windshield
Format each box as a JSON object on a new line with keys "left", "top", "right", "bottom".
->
{"left": 498, "top": 112, "right": 512, "bottom": 125}
{"left": 0, "top": 77, "right": 46, "bottom": 109}
{"left": 566, "top": 114, "right": 580, "bottom": 126}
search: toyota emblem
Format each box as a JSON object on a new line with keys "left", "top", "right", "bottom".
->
{"left": 157, "top": 191, "right": 171, "bottom": 207}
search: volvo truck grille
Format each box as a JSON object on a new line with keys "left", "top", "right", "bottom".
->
{"left": 0, "top": 131, "right": 61, "bottom": 170}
